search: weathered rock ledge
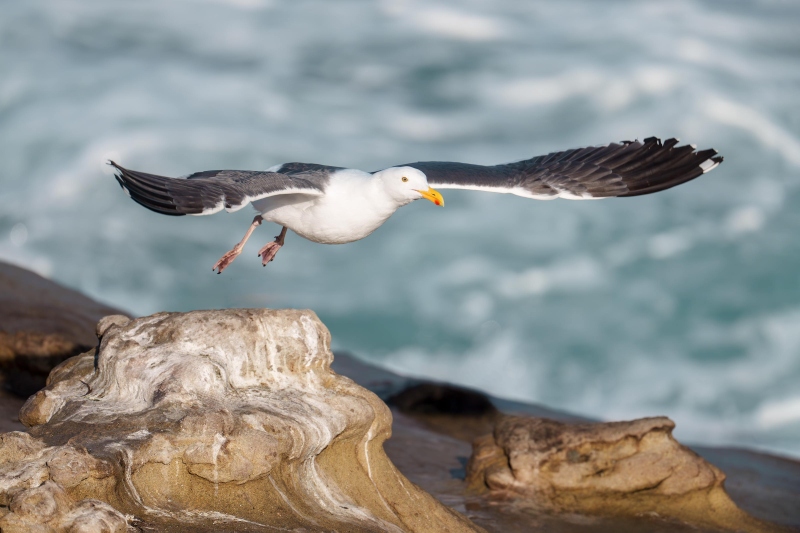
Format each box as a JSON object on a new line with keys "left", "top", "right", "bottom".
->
{"left": 0, "top": 309, "right": 481, "bottom": 532}
{"left": 0, "top": 291, "right": 797, "bottom": 532}
{"left": 0, "top": 261, "right": 126, "bottom": 396}
{"left": 465, "top": 415, "right": 774, "bottom": 532}
{"left": 333, "top": 356, "right": 799, "bottom": 532}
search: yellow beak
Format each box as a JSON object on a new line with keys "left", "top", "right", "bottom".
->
{"left": 415, "top": 187, "right": 445, "bottom": 207}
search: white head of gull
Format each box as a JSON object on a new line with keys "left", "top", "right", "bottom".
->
{"left": 373, "top": 166, "right": 443, "bottom": 207}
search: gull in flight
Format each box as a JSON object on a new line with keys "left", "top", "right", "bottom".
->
{"left": 111, "top": 137, "right": 722, "bottom": 274}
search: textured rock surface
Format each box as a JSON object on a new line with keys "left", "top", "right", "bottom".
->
{"left": 465, "top": 415, "right": 778, "bottom": 532}
{"left": 0, "top": 432, "right": 128, "bottom": 533}
{"left": 5, "top": 309, "right": 481, "bottom": 532}
{"left": 335, "top": 354, "right": 800, "bottom": 532}
{"left": 337, "top": 353, "right": 800, "bottom": 531}
{"left": 0, "top": 261, "right": 126, "bottom": 396}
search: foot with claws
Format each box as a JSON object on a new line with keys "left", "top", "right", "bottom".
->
{"left": 258, "top": 227, "right": 288, "bottom": 266}
{"left": 212, "top": 218, "right": 289, "bottom": 274}
{"left": 212, "top": 249, "right": 243, "bottom": 274}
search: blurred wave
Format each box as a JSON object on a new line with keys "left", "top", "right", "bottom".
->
{"left": 2, "top": 0, "right": 800, "bottom": 456}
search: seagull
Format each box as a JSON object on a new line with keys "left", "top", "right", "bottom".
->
{"left": 110, "top": 137, "right": 722, "bottom": 274}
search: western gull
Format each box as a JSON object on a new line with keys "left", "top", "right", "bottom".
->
{"left": 110, "top": 136, "right": 722, "bottom": 274}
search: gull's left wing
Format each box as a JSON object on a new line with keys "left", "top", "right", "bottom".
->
{"left": 110, "top": 162, "right": 327, "bottom": 216}
{"left": 397, "top": 137, "right": 722, "bottom": 200}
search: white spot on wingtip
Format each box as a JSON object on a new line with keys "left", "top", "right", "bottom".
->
{"left": 700, "top": 159, "right": 720, "bottom": 173}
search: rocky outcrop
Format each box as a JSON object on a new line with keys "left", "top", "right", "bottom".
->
{"left": 465, "top": 415, "right": 777, "bottom": 532}
{"left": 0, "top": 261, "right": 126, "bottom": 396}
{"left": 1, "top": 309, "right": 481, "bottom": 532}
{"left": 0, "top": 254, "right": 795, "bottom": 533}
{"left": 0, "top": 432, "right": 128, "bottom": 532}
{"left": 330, "top": 353, "right": 800, "bottom": 532}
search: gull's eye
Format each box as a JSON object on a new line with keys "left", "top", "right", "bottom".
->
{"left": 401, "top": 176, "right": 408, "bottom": 182}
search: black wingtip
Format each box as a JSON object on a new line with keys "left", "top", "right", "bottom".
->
{"left": 108, "top": 161, "right": 128, "bottom": 187}
{"left": 111, "top": 162, "right": 187, "bottom": 217}
{"left": 109, "top": 161, "right": 126, "bottom": 191}
{"left": 615, "top": 137, "right": 723, "bottom": 197}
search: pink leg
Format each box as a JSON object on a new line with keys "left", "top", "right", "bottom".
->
{"left": 212, "top": 215, "right": 263, "bottom": 274}
{"left": 258, "top": 226, "right": 288, "bottom": 266}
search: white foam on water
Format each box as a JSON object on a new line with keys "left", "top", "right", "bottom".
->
{"left": 756, "top": 396, "right": 800, "bottom": 429}
{"left": 384, "top": 304, "right": 800, "bottom": 459}
{"left": 705, "top": 99, "right": 800, "bottom": 167}
{"left": 381, "top": 1, "right": 506, "bottom": 42}
{"left": 495, "top": 255, "right": 606, "bottom": 298}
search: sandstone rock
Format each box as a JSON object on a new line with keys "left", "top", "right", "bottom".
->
{"left": 325, "top": 353, "right": 800, "bottom": 532}
{"left": 466, "top": 415, "right": 778, "bottom": 532}
{"left": 4, "top": 309, "right": 482, "bottom": 532}
{"left": 0, "top": 432, "right": 126, "bottom": 532}
{"left": 0, "top": 261, "right": 126, "bottom": 396}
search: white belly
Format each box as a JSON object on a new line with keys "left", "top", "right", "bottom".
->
{"left": 251, "top": 173, "right": 398, "bottom": 244}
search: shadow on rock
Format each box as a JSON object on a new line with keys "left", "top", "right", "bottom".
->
{"left": 388, "top": 383, "right": 500, "bottom": 442}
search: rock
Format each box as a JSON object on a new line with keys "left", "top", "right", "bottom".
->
{"left": 387, "top": 384, "right": 499, "bottom": 442}
{"left": 5, "top": 309, "right": 482, "bottom": 532}
{"left": 465, "top": 415, "right": 778, "bottom": 532}
{"left": 388, "top": 384, "right": 498, "bottom": 417}
{"left": 0, "top": 432, "right": 127, "bottom": 533}
{"left": 0, "top": 261, "right": 127, "bottom": 396}
{"left": 694, "top": 446, "right": 800, "bottom": 530}
{"left": 337, "top": 353, "right": 800, "bottom": 531}
{"left": 0, "top": 389, "right": 26, "bottom": 434}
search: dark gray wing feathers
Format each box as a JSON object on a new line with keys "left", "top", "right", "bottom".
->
{"left": 111, "top": 162, "right": 326, "bottom": 216}
{"left": 403, "top": 137, "right": 722, "bottom": 199}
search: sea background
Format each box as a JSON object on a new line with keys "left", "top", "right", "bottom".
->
{"left": 2, "top": 0, "right": 799, "bottom": 457}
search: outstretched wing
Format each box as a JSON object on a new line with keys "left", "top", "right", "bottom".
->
{"left": 398, "top": 137, "right": 722, "bottom": 200}
{"left": 110, "top": 162, "right": 326, "bottom": 216}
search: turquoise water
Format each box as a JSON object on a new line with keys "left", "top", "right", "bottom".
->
{"left": 2, "top": 0, "right": 800, "bottom": 457}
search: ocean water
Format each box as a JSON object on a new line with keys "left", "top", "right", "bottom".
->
{"left": 2, "top": 0, "right": 800, "bottom": 457}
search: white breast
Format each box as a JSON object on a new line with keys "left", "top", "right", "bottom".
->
{"left": 252, "top": 169, "right": 400, "bottom": 245}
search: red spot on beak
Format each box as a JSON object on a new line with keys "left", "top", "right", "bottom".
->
{"left": 435, "top": 200, "right": 440, "bottom": 206}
